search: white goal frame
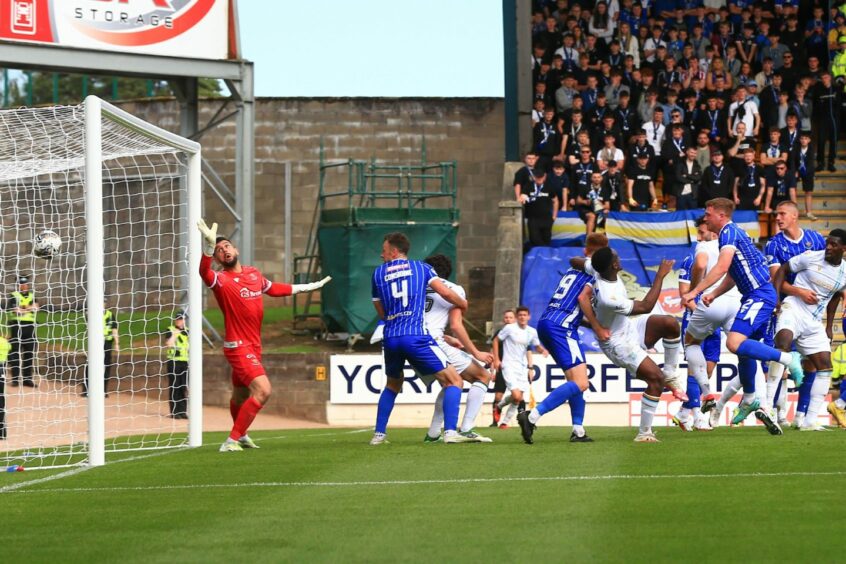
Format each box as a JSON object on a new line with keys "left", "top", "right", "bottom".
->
{"left": 84, "top": 96, "right": 203, "bottom": 466}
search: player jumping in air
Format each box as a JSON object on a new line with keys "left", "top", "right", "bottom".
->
{"left": 580, "top": 248, "right": 686, "bottom": 442}
{"left": 770, "top": 229, "right": 846, "bottom": 430}
{"left": 197, "top": 219, "right": 331, "bottom": 452}
{"left": 370, "top": 232, "right": 471, "bottom": 445}
{"left": 516, "top": 232, "right": 609, "bottom": 444}
{"left": 682, "top": 198, "right": 805, "bottom": 432}
{"left": 420, "top": 255, "right": 495, "bottom": 443}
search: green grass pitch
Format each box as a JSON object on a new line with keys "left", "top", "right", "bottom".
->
{"left": 2, "top": 426, "right": 844, "bottom": 562}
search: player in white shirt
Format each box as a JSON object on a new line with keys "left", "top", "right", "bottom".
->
{"left": 419, "top": 255, "right": 495, "bottom": 442}
{"left": 579, "top": 248, "right": 685, "bottom": 442}
{"left": 770, "top": 230, "right": 846, "bottom": 430}
{"left": 492, "top": 306, "right": 548, "bottom": 428}
{"left": 683, "top": 219, "right": 743, "bottom": 424}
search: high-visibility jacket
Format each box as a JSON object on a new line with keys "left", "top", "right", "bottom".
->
{"left": 0, "top": 337, "right": 10, "bottom": 362}
{"left": 11, "top": 291, "right": 35, "bottom": 323}
{"left": 166, "top": 326, "right": 189, "bottom": 362}
{"left": 103, "top": 310, "right": 116, "bottom": 341}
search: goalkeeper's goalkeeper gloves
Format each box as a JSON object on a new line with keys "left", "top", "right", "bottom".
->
{"left": 197, "top": 219, "right": 218, "bottom": 256}
{"left": 291, "top": 276, "right": 332, "bottom": 294}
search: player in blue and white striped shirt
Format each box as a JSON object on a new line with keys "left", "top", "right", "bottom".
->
{"left": 369, "top": 232, "right": 471, "bottom": 445}
{"left": 682, "top": 198, "right": 805, "bottom": 430}
{"left": 764, "top": 201, "right": 826, "bottom": 427}
{"left": 517, "top": 233, "right": 609, "bottom": 444}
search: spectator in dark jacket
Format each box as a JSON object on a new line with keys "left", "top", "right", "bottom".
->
{"left": 698, "top": 149, "right": 735, "bottom": 207}
{"left": 674, "top": 146, "right": 703, "bottom": 210}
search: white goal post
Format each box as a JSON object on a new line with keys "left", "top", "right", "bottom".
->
{"left": 0, "top": 96, "right": 203, "bottom": 470}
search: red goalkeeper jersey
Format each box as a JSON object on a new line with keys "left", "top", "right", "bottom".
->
{"left": 199, "top": 255, "right": 292, "bottom": 347}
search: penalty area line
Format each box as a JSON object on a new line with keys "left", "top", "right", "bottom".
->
{"left": 0, "top": 448, "right": 181, "bottom": 494}
{"left": 5, "top": 469, "right": 846, "bottom": 495}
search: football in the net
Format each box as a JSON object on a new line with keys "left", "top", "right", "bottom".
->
{"left": 33, "top": 230, "right": 62, "bottom": 259}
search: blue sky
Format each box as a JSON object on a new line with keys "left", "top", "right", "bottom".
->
{"left": 239, "top": 0, "right": 504, "bottom": 98}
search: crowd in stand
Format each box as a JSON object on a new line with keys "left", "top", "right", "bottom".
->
{"left": 516, "top": 0, "right": 846, "bottom": 247}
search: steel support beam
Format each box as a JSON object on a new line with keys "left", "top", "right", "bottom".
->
{"left": 232, "top": 61, "right": 255, "bottom": 266}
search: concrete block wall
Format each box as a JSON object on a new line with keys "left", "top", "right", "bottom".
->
{"left": 118, "top": 97, "right": 505, "bottom": 286}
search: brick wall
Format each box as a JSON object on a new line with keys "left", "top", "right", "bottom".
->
{"left": 118, "top": 97, "right": 505, "bottom": 285}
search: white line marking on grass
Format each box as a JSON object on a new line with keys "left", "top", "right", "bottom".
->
{"left": 0, "top": 448, "right": 181, "bottom": 493}
{"left": 6, "top": 470, "right": 846, "bottom": 495}
{"left": 254, "top": 428, "right": 370, "bottom": 443}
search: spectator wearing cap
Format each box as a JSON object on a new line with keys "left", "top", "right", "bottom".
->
{"left": 164, "top": 311, "right": 190, "bottom": 419}
{"left": 82, "top": 298, "right": 119, "bottom": 397}
{"left": 699, "top": 148, "right": 735, "bottom": 207}
{"left": 832, "top": 35, "right": 846, "bottom": 86}
{"left": 790, "top": 130, "right": 817, "bottom": 220}
{"left": 674, "top": 146, "right": 703, "bottom": 210}
{"left": 744, "top": 80, "right": 759, "bottom": 108}
{"left": 5, "top": 276, "right": 39, "bottom": 388}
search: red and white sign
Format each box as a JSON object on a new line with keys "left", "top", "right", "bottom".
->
{"left": 0, "top": 0, "right": 233, "bottom": 60}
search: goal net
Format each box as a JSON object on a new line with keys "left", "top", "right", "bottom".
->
{"left": 0, "top": 96, "right": 202, "bottom": 470}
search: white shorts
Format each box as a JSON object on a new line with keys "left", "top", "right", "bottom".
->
{"left": 601, "top": 318, "right": 648, "bottom": 375}
{"left": 437, "top": 338, "right": 474, "bottom": 374}
{"left": 775, "top": 305, "right": 831, "bottom": 357}
{"left": 501, "top": 363, "right": 530, "bottom": 393}
{"left": 686, "top": 293, "right": 741, "bottom": 341}
{"left": 633, "top": 313, "right": 665, "bottom": 352}
{"left": 415, "top": 338, "right": 475, "bottom": 385}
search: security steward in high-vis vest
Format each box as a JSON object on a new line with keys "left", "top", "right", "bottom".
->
{"left": 6, "top": 276, "right": 39, "bottom": 388}
{"left": 81, "top": 302, "right": 119, "bottom": 397}
{"left": 165, "top": 311, "right": 189, "bottom": 419}
{"left": 0, "top": 333, "right": 11, "bottom": 439}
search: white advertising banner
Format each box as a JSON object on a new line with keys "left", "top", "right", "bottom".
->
{"left": 330, "top": 352, "right": 779, "bottom": 405}
{"left": 0, "top": 0, "right": 230, "bottom": 59}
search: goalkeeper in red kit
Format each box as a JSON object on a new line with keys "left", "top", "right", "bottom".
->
{"left": 198, "top": 219, "right": 331, "bottom": 452}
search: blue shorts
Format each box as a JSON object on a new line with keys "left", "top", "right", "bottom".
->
{"left": 730, "top": 285, "right": 777, "bottom": 341}
{"left": 382, "top": 335, "right": 448, "bottom": 378}
{"left": 682, "top": 310, "right": 721, "bottom": 363}
{"left": 538, "top": 319, "right": 585, "bottom": 372}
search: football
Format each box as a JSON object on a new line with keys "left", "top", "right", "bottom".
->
{"left": 33, "top": 229, "right": 62, "bottom": 259}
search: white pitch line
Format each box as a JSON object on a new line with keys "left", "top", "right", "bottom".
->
{"left": 254, "top": 428, "right": 370, "bottom": 443}
{"left": 0, "top": 448, "right": 181, "bottom": 493}
{"left": 5, "top": 469, "right": 846, "bottom": 495}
